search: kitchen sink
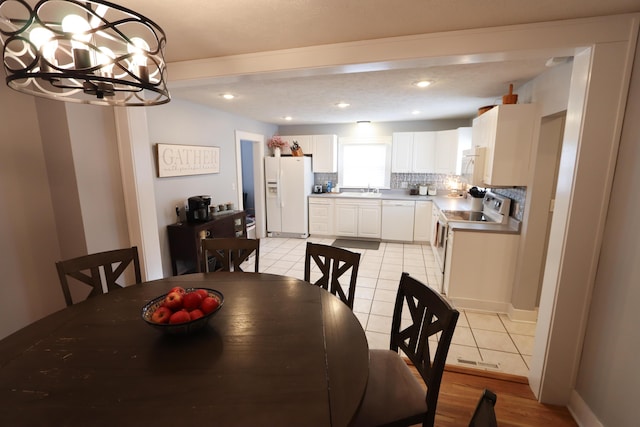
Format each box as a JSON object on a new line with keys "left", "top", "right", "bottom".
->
{"left": 334, "top": 192, "right": 381, "bottom": 198}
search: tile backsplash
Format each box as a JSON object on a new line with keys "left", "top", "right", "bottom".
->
{"left": 491, "top": 187, "right": 526, "bottom": 221}
{"left": 314, "top": 172, "right": 462, "bottom": 191}
{"left": 390, "top": 173, "right": 460, "bottom": 191}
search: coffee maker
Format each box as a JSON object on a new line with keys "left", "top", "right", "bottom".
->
{"left": 187, "top": 195, "right": 212, "bottom": 222}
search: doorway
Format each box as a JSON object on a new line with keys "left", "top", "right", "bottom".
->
{"left": 235, "top": 131, "right": 266, "bottom": 238}
{"left": 536, "top": 112, "right": 566, "bottom": 305}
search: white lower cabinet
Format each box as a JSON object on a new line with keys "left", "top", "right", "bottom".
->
{"left": 444, "top": 228, "right": 519, "bottom": 312}
{"left": 308, "top": 198, "right": 334, "bottom": 236}
{"left": 334, "top": 203, "right": 358, "bottom": 237}
{"left": 334, "top": 199, "right": 381, "bottom": 238}
{"left": 413, "top": 201, "right": 433, "bottom": 242}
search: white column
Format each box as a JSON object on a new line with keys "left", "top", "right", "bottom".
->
{"left": 114, "top": 107, "right": 163, "bottom": 280}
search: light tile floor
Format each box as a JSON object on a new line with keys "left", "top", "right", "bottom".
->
{"left": 243, "top": 236, "right": 536, "bottom": 378}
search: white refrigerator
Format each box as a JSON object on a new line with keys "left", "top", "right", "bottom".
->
{"left": 265, "top": 156, "right": 314, "bottom": 237}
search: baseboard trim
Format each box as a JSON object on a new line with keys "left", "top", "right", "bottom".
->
{"left": 448, "top": 296, "right": 510, "bottom": 313}
{"left": 403, "top": 357, "right": 529, "bottom": 384}
{"left": 444, "top": 364, "right": 530, "bottom": 384}
{"left": 568, "top": 390, "right": 603, "bottom": 427}
{"left": 507, "top": 303, "right": 539, "bottom": 322}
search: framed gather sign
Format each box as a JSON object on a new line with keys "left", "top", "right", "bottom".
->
{"left": 157, "top": 143, "right": 220, "bottom": 177}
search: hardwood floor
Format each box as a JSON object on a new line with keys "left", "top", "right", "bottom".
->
{"left": 407, "top": 362, "right": 578, "bottom": 426}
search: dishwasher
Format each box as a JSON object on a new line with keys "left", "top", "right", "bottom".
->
{"left": 381, "top": 200, "right": 415, "bottom": 241}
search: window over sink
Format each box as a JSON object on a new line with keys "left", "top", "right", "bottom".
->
{"left": 338, "top": 136, "right": 392, "bottom": 189}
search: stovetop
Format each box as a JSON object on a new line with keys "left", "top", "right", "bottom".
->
{"left": 441, "top": 191, "right": 511, "bottom": 224}
{"left": 442, "top": 210, "right": 495, "bottom": 223}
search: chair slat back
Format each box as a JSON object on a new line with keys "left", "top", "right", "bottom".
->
{"left": 55, "top": 246, "right": 142, "bottom": 307}
{"left": 201, "top": 238, "right": 260, "bottom": 272}
{"left": 392, "top": 272, "right": 459, "bottom": 426}
{"left": 304, "top": 242, "right": 361, "bottom": 310}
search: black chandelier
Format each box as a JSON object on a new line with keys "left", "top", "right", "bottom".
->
{"left": 0, "top": 0, "right": 170, "bottom": 106}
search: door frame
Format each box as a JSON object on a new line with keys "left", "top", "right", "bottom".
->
{"left": 235, "top": 131, "right": 266, "bottom": 238}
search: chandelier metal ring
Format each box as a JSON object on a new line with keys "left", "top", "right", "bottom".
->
{"left": 0, "top": 0, "right": 170, "bottom": 106}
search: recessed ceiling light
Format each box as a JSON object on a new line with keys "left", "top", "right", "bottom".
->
{"left": 412, "top": 110, "right": 421, "bottom": 115}
{"left": 221, "top": 93, "right": 235, "bottom": 100}
{"left": 413, "top": 80, "right": 432, "bottom": 88}
{"left": 336, "top": 102, "right": 350, "bottom": 108}
{"left": 284, "top": 116, "right": 293, "bottom": 121}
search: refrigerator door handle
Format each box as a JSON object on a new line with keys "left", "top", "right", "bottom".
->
{"left": 279, "top": 167, "right": 284, "bottom": 208}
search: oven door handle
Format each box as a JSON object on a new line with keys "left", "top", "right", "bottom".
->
{"left": 435, "top": 219, "right": 447, "bottom": 248}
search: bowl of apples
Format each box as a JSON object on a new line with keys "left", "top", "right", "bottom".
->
{"left": 141, "top": 286, "right": 224, "bottom": 335}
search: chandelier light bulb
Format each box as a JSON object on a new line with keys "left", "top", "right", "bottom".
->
{"left": 29, "top": 27, "right": 58, "bottom": 64}
{"left": 62, "top": 14, "right": 92, "bottom": 46}
{"left": 128, "top": 37, "right": 150, "bottom": 82}
{"left": 62, "top": 14, "right": 93, "bottom": 68}
{"left": 96, "top": 46, "right": 115, "bottom": 76}
{"left": 128, "top": 37, "right": 150, "bottom": 66}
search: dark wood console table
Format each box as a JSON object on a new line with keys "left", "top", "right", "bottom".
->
{"left": 167, "top": 210, "right": 246, "bottom": 275}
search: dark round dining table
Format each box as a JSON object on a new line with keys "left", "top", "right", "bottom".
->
{"left": 0, "top": 272, "right": 369, "bottom": 427}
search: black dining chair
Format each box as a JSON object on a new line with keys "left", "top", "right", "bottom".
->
{"left": 468, "top": 389, "right": 498, "bottom": 427}
{"left": 201, "top": 237, "right": 260, "bottom": 272}
{"left": 55, "top": 246, "right": 142, "bottom": 307}
{"left": 304, "top": 242, "right": 361, "bottom": 310}
{"left": 349, "top": 272, "right": 459, "bottom": 427}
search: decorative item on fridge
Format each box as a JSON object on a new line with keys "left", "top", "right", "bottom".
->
{"left": 267, "top": 135, "right": 287, "bottom": 157}
{"left": 290, "top": 141, "right": 304, "bottom": 157}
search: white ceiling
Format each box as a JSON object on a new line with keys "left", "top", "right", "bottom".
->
{"left": 118, "top": 0, "right": 639, "bottom": 124}
{"left": 168, "top": 58, "right": 559, "bottom": 124}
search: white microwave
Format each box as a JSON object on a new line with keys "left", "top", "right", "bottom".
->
{"left": 461, "top": 147, "right": 486, "bottom": 186}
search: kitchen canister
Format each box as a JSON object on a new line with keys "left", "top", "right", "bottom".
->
{"left": 470, "top": 197, "right": 484, "bottom": 211}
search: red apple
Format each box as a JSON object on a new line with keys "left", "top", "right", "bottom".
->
{"left": 189, "top": 309, "right": 204, "bottom": 321}
{"left": 169, "top": 286, "right": 186, "bottom": 296}
{"left": 169, "top": 309, "right": 191, "bottom": 324}
{"left": 195, "top": 289, "right": 209, "bottom": 300}
{"left": 164, "top": 291, "right": 183, "bottom": 311}
{"left": 151, "top": 306, "right": 172, "bottom": 324}
{"left": 201, "top": 296, "right": 220, "bottom": 314}
{"left": 183, "top": 291, "right": 203, "bottom": 311}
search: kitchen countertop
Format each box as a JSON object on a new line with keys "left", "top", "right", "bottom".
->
{"left": 309, "top": 190, "right": 520, "bottom": 234}
{"left": 309, "top": 190, "right": 433, "bottom": 202}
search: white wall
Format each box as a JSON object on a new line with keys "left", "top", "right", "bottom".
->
{"left": 572, "top": 37, "right": 640, "bottom": 427}
{"left": 146, "top": 99, "right": 277, "bottom": 276}
{"left": 510, "top": 61, "right": 573, "bottom": 313}
{"left": 0, "top": 84, "right": 64, "bottom": 338}
{"left": 65, "top": 103, "right": 130, "bottom": 255}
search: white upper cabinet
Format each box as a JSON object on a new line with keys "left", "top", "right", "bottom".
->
{"left": 393, "top": 128, "right": 470, "bottom": 174}
{"left": 311, "top": 134, "right": 338, "bottom": 173}
{"left": 472, "top": 104, "right": 537, "bottom": 186}
{"left": 391, "top": 132, "right": 414, "bottom": 172}
{"left": 434, "top": 127, "right": 472, "bottom": 175}
{"left": 455, "top": 127, "right": 472, "bottom": 173}
{"left": 279, "top": 134, "right": 337, "bottom": 173}
{"left": 392, "top": 131, "right": 436, "bottom": 173}
{"left": 412, "top": 132, "right": 437, "bottom": 173}
{"left": 434, "top": 129, "right": 458, "bottom": 174}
